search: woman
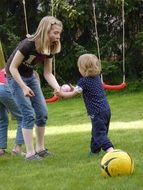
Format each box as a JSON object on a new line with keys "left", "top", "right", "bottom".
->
{"left": 6, "top": 16, "right": 63, "bottom": 160}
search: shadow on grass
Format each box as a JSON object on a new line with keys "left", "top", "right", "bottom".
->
{"left": 9, "top": 92, "right": 143, "bottom": 130}
{"left": 47, "top": 92, "right": 143, "bottom": 127}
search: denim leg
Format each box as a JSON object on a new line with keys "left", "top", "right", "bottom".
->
{"left": 0, "top": 96, "right": 8, "bottom": 149}
{"left": 30, "top": 76, "right": 48, "bottom": 127}
{"left": 90, "top": 135, "right": 101, "bottom": 154}
{"left": 8, "top": 75, "right": 47, "bottom": 128}
{"left": 0, "top": 84, "right": 24, "bottom": 147}
{"left": 90, "top": 117, "right": 101, "bottom": 153}
{"left": 90, "top": 110, "right": 113, "bottom": 152}
{"left": 4, "top": 93, "right": 24, "bottom": 145}
{"left": 7, "top": 77, "right": 35, "bottom": 129}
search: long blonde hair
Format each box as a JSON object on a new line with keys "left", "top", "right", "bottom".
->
{"left": 27, "top": 16, "right": 63, "bottom": 55}
{"left": 77, "top": 54, "right": 101, "bottom": 77}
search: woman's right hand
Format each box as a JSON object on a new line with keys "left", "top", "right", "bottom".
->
{"left": 22, "top": 85, "right": 35, "bottom": 97}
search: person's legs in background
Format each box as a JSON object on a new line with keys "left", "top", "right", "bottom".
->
{"left": 0, "top": 84, "right": 25, "bottom": 155}
{"left": 0, "top": 100, "right": 8, "bottom": 155}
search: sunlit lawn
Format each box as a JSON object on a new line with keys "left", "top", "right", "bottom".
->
{"left": 0, "top": 91, "right": 143, "bottom": 190}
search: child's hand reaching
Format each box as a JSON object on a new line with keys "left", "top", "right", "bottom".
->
{"left": 54, "top": 84, "right": 77, "bottom": 98}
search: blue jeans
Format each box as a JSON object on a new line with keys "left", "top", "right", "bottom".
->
{"left": 7, "top": 74, "right": 48, "bottom": 129}
{"left": 0, "top": 84, "right": 24, "bottom": 149}
{"left": 90, "top": 109, "right": 114, "bottom": 153}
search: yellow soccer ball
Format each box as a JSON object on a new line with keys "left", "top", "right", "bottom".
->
{"left": 101, "top": 149, "right": 134, "bottom": 177}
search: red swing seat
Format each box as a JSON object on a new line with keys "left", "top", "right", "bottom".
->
{"left": 102, "top": 82, "right": 126, "bottom": 90}
{"left": 45, "top": 95, "right": 59, "bottom": 103}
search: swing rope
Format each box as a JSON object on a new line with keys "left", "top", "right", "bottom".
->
{"left": 22, "top": 0, "right": 29, "bottom": 35}
{"left": 22, "top": 0, "right": 59, "bottom": 103}
{"left": 51, "top": 0, "right": 56, "bottom": 77}
{"left": 122, "top": 0, "right": 126, "bottom": 84}
{"left": 45, "top": 0, "right": 59, "bottom": 103}
{"left": 92, "top": 0, "right": 126, "bottom": 90}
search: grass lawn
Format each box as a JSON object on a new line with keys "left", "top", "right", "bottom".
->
{"left": 0, "top": 91, "right": 143, "bottom": 190}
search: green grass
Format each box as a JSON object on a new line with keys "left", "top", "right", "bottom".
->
{"left": 1, "top": 92, "right": 143, "bottom": 190}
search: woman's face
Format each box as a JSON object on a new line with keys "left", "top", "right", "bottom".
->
{"left": 49, "top": 24, "right": 62, "bottom": 45}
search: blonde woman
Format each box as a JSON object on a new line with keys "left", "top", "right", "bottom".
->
{"left": 56, "top": 54, "right": 114, "bottom": 155}
{"left": 6, "top": 16, "right": 63, "bottom": 160}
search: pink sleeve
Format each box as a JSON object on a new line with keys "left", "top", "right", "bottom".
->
{"left": 0, "top": 69, "right": 7, "bottom": 84}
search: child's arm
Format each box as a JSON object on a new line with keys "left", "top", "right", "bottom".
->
{"left": 56, "top": 86, "right": 82, "bottom": 98}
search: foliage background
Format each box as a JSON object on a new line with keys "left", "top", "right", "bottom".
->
{"left": 0, "top": 0, "right": 143, "bottom": 88}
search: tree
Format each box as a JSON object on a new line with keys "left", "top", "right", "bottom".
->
{"left": 0, "top": 0, "right": 143, "bottom": 84}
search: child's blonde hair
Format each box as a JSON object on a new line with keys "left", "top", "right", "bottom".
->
{"left": 27, "top": 16, "right": 63, "bottom": 55}
{"left": 77, "top": 54, "right": 101, "bottom": 77}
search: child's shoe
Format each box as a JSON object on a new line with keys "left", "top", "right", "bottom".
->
{"left": 106, "top": 147, "right": 114, "bottom": 152}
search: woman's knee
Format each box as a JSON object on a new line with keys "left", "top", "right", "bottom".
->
{"left": 22, "top": 114, "right": 35, "bottom": 129}
{"left": 36, "top": 112, "right": 48, "bottom": 126}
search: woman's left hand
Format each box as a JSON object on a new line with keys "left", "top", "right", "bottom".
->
{"left": 22, "top": 85, "right": 35, "bottom": 97}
